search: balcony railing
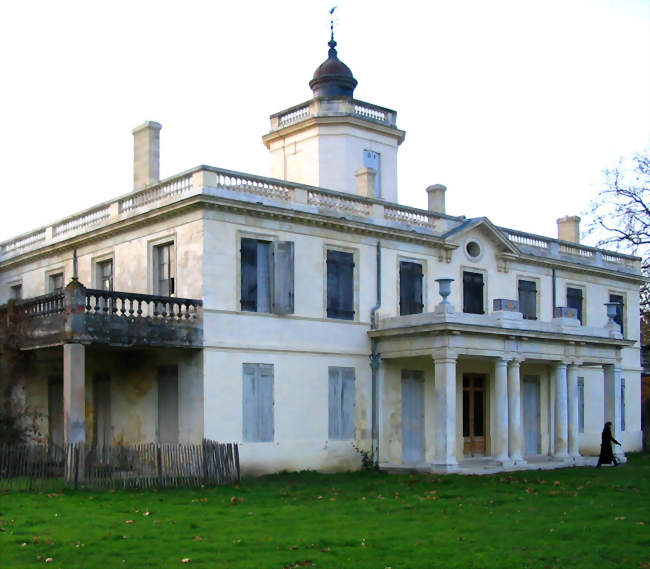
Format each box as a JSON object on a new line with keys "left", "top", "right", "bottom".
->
{"left": 7, "top": 283, "right": 202, "bottom": 349}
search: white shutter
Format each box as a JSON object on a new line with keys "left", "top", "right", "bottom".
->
{"left": 273, "top": 241, "right": 294, "bottom": 314}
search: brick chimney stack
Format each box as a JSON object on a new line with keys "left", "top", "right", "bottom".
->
{"left": 557, "top": 215, "right": 581, "bottom": 243}
{"left": 132, "top": 121, "right": 162, "bottom": 190}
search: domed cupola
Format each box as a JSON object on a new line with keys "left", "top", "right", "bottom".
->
{"left": 309, "top": 38, "right": 357, "bottom": 98}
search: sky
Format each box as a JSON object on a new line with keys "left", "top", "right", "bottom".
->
{"left": 0, "top": 0, "right": 648, "bottom": 244}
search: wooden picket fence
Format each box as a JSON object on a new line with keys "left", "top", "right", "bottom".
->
{"left": 0, "top": 440, "right": 239, "bottom": 490}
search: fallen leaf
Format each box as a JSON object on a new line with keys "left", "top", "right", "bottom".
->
{"left": 45, "top": 559, "right": 53, "bottom": 564}
{"left": 125, "top": 520, "right": 134, "bottom": 524}
{"left": 615, "top": 516, "right": 626, "bottom": 521}
{"left": 181, "top": 558, "right": 190, "bottom": 564}
{"left": 553, "top": 481, "right": 561, "bottom": 486}
{"left": 193, "top": 536, "right": 202, "bottom": 541}
{"left": 143, "top": 511, "right": 151, "bottom": 517}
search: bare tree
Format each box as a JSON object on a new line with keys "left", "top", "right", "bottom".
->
{"left": 588, "top": 153, "right": 649, "bottom": 334}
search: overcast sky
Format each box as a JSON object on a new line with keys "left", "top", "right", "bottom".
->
{"left": 0, "top": 0, "right": 648, "bottom": 243}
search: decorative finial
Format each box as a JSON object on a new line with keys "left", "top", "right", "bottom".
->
{"left": 72, "top": 249, "right": 78, "bottom": 281}
{"left": 329, "top": 6, "right": 338, "bottom": 52}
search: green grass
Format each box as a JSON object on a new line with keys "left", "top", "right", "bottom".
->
{"left": 1, "top": 454, "right": 649, "bottom": 569}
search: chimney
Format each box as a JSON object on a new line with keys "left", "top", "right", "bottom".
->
{"left": 557, "top": 215, "right": 581, "bottom": 243}
{"left": 355, "top": 167, "right": 377, "bottom": 198}
{"left": 426, "top": 184, "right": 447, "bottom": 214}
{"left": 132, "top": 121, "right": 162, "bottom": 190}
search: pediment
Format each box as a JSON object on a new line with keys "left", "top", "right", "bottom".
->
{"left": 442, "top": 217, "right": 520, "bottom": 255}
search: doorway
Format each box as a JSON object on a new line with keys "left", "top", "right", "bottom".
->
{"left": 523, "top": 376, "right": 541, "bottom": 455}
{"left": 157, "top": 365, "right": 179, "bottom": 444}
{"left": 463, "top": 374, "right": 486, "bottom": 456}
{"left": 401, "top": 370, "right": 424, "bottom": 463}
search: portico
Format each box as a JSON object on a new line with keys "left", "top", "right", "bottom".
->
{"left": 369, "top": 308, "right": 632, "bottom": 473}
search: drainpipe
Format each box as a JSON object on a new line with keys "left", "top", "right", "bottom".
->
{"left": 370, "top": 241, "right": 381, "bottom": 469}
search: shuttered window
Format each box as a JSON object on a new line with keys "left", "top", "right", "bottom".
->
{"left": 577, "top": 377, "right": 584, "bottom": 433}
{"left": 518, "top": 279, "right": 537, "bottom": 320}
{"left": 326, "top": 250, "right": 355, "bottom": 320}
{"left": 609, "top": 294, "right": 624, "bottom": 335}
{"left": 243, "top": 363, "right": 274, "bottom": 442}
{"left": 400, "top": 261, "right": 424, "bottom": 315}
{"left": 49, "top": 273, "right": 64, "bottom": 293}
{"left": 328, "top": 367, "right": 355, "bottom": 440}
{"left": 567, "top": 287, "right": 583, "bottom": 323}
{"left": 97, "top": 260, "right": 114, "bottom": 291}
{"left": 154, "top": 243, "right": 175, "bottom": 296}
{"left": 241, "top": 238, "right": 294, "bottom": 314}
{"left": 463, "top": 271, "right": 484, "bottom": 314}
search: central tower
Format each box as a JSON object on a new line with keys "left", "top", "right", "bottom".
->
{"left": 262, "top": 36, "right": 405, "bottom": 202}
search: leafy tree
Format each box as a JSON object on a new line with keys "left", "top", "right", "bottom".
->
{"left": 587, "top": 153, "right": 649, "bottom": 340}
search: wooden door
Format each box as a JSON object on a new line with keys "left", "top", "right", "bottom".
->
{"left": 523, "top": 376, "right": 541, "bottom": 455}
{"left": 462, "top": 374, "right": 486, "bottom": 456}
{"left": 402, "top": 370, "right": 424, "bottom": 463}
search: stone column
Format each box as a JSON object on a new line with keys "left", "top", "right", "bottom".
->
{"left": 433, "top": 351, "right": 458, "bottom": 466}
{"left": 493, "top": 358, "right": 509, "bottom": 462}
{"left": 603, "top": 364, "right": 624, "bottom": 458}
{"left": 63, "top": 343, "right": 86, "bottom": 444}
{"left": 553, "top": 362, "right": 569, "bottom": 458}
{"left": 567, "top": 363, "right": 581, "bottom": 459}
{"left": 507, "top": 359, "right": 524, "bottom": 463}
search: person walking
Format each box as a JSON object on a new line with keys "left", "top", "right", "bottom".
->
{"left": 596, "top": 421, "right": 621, "bottom": 468}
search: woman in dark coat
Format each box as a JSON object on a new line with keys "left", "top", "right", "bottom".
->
{"left": 596, "top": 421, "right": 621, "bottom": 467}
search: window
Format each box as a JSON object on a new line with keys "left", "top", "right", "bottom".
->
{"left": 10, "top": 284, "right": 22, "bottom": 300}
{"left": 463, "top": 271, "right": 484, "bottom": 314}
{"left": 49, "top": 273, "right": 64, "bottom": 293}
{"left": 154, "top": 243, "right": 175, "bottom": 296}
{"left": 577, "top": 377, "right": 584, "bottom": 433}
{"left": 566, "top": 287, "right": 583, "bottom": 323}
{"left": 240, "top": 238, "right": 294, "bottom": 314}
{"left": 96, "top": 259, "right": 114, "bottom": 291}
{"left": 620, "top": 377, "right": 626, "bottom": 432}
{"left": 609, "top": 294, "right": 624, "bottom": 335}
{"left": 363, "top": 149, "right": 380, "bottom": 196}
{"left": 242, "top": 363, "right": 274, "bottom": 442}
{"left": 518, "top": 280, "right": 537, "bottom": 320}
{"left": 326, "top": 250, "right": 355, "bottom": 320}
{"left": 328, "top": 367, "right": 355, "bottom": 440}
{"left": 399, "top": 261, "right": 423, "bottom": 315}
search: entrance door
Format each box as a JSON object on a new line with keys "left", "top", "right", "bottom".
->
{"left": 157, "top": 365, "right": 179, "bottom": 444}
{"left": 463, "top": 374, "right": 486, "bottom": 456}
{"left": 401, "top": 370, "right": 424, "bottom": 463}
{"left": 523, "top": 376, "right": 540, "bottom": 455}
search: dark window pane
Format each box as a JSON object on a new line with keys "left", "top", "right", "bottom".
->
{"left": 463, "top": 271, "right": 484, "bottom": 314}
{"left": 567, "top": 287, "right": 583, "bottom": 323}
{"left": 241, "top": 238, "right": 258, "bottom": 311}
{"left": 474, "top": 391, "right": 484, "bottom": 436}
{"left": 518, "top": 280, "right": 537, "bottom": 320}
{"left": 400, "top": 261, "right": 423, "bottom": 315}
{"left": 609, "top": 294, "right": 624, "bottom": 335}
{"left": 327, "top": 250, "right": 354, "bottom": 320}
{"left": 462, "top": 390, "right": 470, "bottom": 437}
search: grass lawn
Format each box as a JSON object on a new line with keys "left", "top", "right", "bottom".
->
{"left": 0, "top": 453, "right": 648, "bottom": 569}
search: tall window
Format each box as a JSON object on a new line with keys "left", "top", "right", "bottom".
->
{"left": 326, "top": 250, "right": 354, "bottom": 320}
{"left": 240, "top": 238, "right": 294, "bottom": 314}
{"left": 463, "top": 271, "right": 484, "bottom": 314}
{"left": 609, "top": 294, "right": 624, "bottom": 335}
{"left": 10, "top": 284, "right": 22, "bottom": 300}
{"left": 328, "top": 367, "right": 355, "bottom": 440}
{"left": 567, "top": 287, "right": 583, "bottom": 323}
{"left": 577, "top": 377, "right": 584, "bottom": 433}
{"left": 154, "top": 243, "right": 175, "bottom": 296}
{"left": 518, "top": 279, "right": 537, "bottom": 320}
{"left": 242, "top": 363, "right": 274, "bottom": 442}
{"left": 363, "top": 149, "right": 380, "bottom": 196}
{"left": 620, "top": 378, "right": 626, "bottom": 432}
{"left": 49, "top": 273, "right": 64, "bottom": 293}
{"left": 399, "top": 261, "right": 423, "bottom": 315}
{"left": 96, "top": 259, "right": 114, "bottom": 291}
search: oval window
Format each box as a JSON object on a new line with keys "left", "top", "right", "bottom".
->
{"left": 466, "top": 241, "right": 481, "bottom": 258}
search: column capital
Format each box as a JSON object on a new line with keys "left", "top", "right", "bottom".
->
{"left": 494, "top": 356, "right": 508, "bottom": 367}
{"left": 432, "top": 348, "right": 457, "bottom": 362}
{"left": 507, "top": 357, "right": 524, "bottom": 368}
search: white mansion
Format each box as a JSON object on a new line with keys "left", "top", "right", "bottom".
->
{"left": 0, "top": 37, "right": 643, "bottom": 474}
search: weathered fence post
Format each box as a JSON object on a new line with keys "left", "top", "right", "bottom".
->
{"left": 156, "top": 444, "right": 163, "bottom": 488}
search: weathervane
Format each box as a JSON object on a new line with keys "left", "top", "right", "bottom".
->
{"left": 329, "top": 6, "right": 337, "bottom": 42}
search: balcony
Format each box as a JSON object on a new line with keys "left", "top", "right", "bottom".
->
{"left": 4, "top": 280, "right": 202, "bottom": 350}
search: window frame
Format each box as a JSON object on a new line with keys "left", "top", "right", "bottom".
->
{"left": 8, "top": 280, "right": 22, "bottom": 300}
{"left": 46, "top": 270, "right": 65, "bottom": 294}
{"left": 148, "top": 236, "right": 177, "bottom": 297}
{"left": 461, "top": 268, "right": 486, "bottom": 315}
{"left": 517, "top": 277, "right": 539, "bottom": 320}
{"left": 324, "top": 246, "right": 358, "bottom": 321}
{"left": 566, "top": 285, "right": 585, "bottom": 324}
{"left": 398, "top": 258, "right": 425, "bottom": 316}
{"left": 608, "top": 292, "right": 625, "bottom": 336}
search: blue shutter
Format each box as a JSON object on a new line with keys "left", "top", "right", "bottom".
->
{"left": 273, "top": 241, "right": 294, "bottom": 314}
{"left": 243, "top": 363, "right": 274, "bottom": 442}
